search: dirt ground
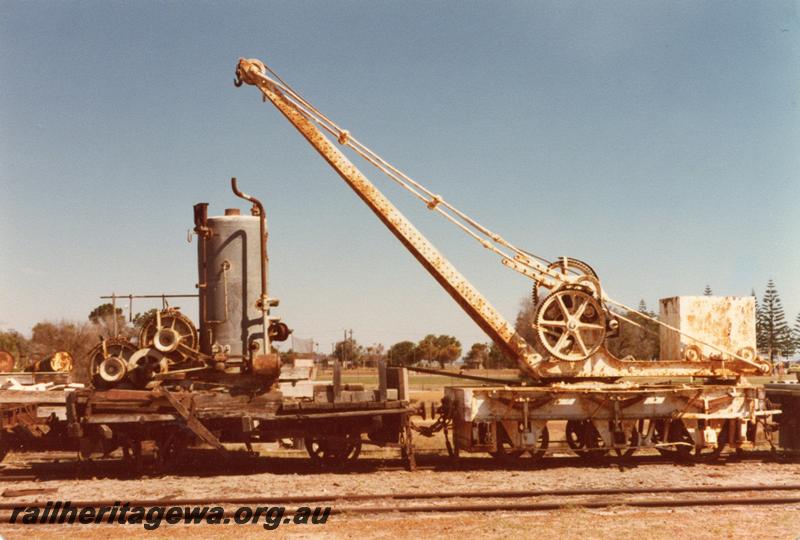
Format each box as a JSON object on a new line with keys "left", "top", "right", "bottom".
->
{"left": 2, "top": 448, "right": 800, "bottom": 539}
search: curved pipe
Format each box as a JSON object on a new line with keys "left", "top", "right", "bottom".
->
{"left": 230, "top": 177, "right": 270, "bottom": 355}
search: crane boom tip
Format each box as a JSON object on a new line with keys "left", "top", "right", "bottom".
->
{"left": 235, "top": 58, "right": 266, "bottom": 87}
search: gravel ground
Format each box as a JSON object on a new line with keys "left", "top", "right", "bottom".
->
{"left": 2, "top": 451, "right": 800, "bottom": 539}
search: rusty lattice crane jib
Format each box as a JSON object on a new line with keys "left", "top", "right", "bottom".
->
{"left": 234, "top": 57, "right": 769, "bottom": 381}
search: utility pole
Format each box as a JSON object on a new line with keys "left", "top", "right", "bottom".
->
{"left": 348, "top": 329, "right": 355, "bottom": 368}
{"left": 343, "top": 329, "right": 347, "bottom": 367}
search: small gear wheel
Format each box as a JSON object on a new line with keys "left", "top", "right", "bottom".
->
{"left": 533, "top": 257, "right": 598, "bottom": 306}
{"left": 736, "top": 346, "right": 756, "bottom": 362}
{"left": 684, "top": 344, "right": 704, "bottom": 362}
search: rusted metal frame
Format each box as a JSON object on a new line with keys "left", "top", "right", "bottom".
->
{"left": 760, "top": 387, "right": 800, "bottom": 396}
{"left": 401, "top": 413, "right": 416, "bottom": 471}
{"left": 703, "top": 394, "right": 736, "bottom": 415}
{"left": 279, "top": 399, "right": 405, "bottom": 412}
{"left": 501, "top": 257, "right": 581, "bottom": 295}
{"left": 271, "top": 407, "right": 415, "bottom": 421}
{"left": 152, "top": 387, "right": 225, "bottom": 452}
{"left": 477, "top": 394, "right": 555, "bottom": 428}
{"left": 0, "top": 404, "right": 24, "bottom": 429}
{"left": 672, "top": 389, "right": 711, "bottom": 418}
{"left": 678, "top": 410, "right": 778, "bottom": 420}
{"left": 457, "top": 385, "right": 755, "bottom": 412}
{"left": 245, "top": 68, "right": 541, "bottom": 378}
{"left": 13, "top": 407, "right": 47, "bottom": 437}
{"left": 0, "top": 404, "right": 42, "bottom": 434}
{"left": 609, "top": 395, "right": 645, "bottom": 444}
{"left": 576, "top": 394, "right": 611, "bottom": 422}
{"left": 83, "top": 414, "right": 178, "bottom": 424}
{"left": 583, "top": 394, "right": 646, "bottom": 435}
{"left": 0, "top": 391, "right": 68, "bottom": 405}
{"left": 512, "top": 395, "right": 555, "bottom": 413}
{"left": 65, "top": 390, "right": 81, "bottom": 437}
{"left": 531, "top": 352, "right": 756, "bottom": 379}
{"left": 584, "top": 394, "right": 646, "bottom": 412}
{"left": 95, "top": 389, "right": 157, "bottom": 401}
{"left": 513, "top": 395, "right": 554, "bottom": 442}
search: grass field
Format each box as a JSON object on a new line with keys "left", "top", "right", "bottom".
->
{"left": 313, "top": 367, "right": 524, "bottom": 390}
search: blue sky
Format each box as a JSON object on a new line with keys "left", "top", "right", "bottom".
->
{"left": 1, "top": 1, "right": 798, "bottom": 353}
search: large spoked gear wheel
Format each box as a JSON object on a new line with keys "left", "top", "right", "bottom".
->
{"left": 88, "top": 337, "right": 138, "bottom": 389}
{"left": 535, "top": 286, "right": 606, "bottom": 361}
{"left": 138, "top": 308, "right": 199, "bottom": 362}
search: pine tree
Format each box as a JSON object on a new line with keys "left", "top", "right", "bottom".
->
{"left": 638, "top": 299, "right": 648, "bottom": 313}
{"left": 783, "top": 312, "right": 799, "bottom": 359}
{"left": 753, "top": 289, "right": 766, "bottom": 353}
{"left": 759, "top": 279, "right": 792, "bottom": 362}
{"left": 794, "top": 313, "right": 800, "bottom": 354}
{"left": 703, "top": 285, "right": 712, "bottom": 296}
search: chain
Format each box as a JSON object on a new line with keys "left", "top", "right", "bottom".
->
{"left": 412, "top": 412, "right": 450, "bottom": 438}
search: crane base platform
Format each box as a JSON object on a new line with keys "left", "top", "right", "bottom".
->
{"left": 443, "top": 381, "right": 777, "bottom": 458}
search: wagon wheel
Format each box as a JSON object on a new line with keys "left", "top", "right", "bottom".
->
{"left": 609, "top": 421, "right": 637, "bottom": 458}
{"left": 535, "top": 287, "right": 606, "bottom": 361}
{"left": 88, "top": 337, "right": 137, "bottom": 389}
{"left": 693, "top": 420, "right": 728, "bottom": 463}
{"left": 565, "top": 420, "right": 609, "bottom": 460}
{"left": 155, "top": 430, "right": 191, "bottom": 472}
{"left": 629, "top": 418, "right": 661, "bottom": 457}
{"left": 650, "top": 419, "right": 726, "bottom": 462}
{"left": 304, "top": 434, "right": 362, "bottom": 468}
{"left": 652, "top": 420, "right": 695, "bottom": 461}
{"left": 489, "top": 440, "right": 525, "bottom": 462}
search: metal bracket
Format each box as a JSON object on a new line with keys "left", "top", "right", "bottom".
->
{"left": 153, "top": 386, "right": 225, "bottom": 453}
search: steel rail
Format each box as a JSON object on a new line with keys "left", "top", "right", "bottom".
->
{"left": 3, "top": 483, "right": 800, "bottom": 511}
{"left": 321, "top": 495, "right": 800, "bottom": 514}
{"left": 3, "top": 496, "right": 800, "bottom": 522}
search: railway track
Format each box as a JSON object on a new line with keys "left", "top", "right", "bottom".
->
{"left": 2, "top": 484, "right": 800, "bottom": 518}
{"left": 3, "top": 483, "right": 800, "bottom": 508}
{"left": 0, "top": 449, "right": 794, "bottom": 481}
